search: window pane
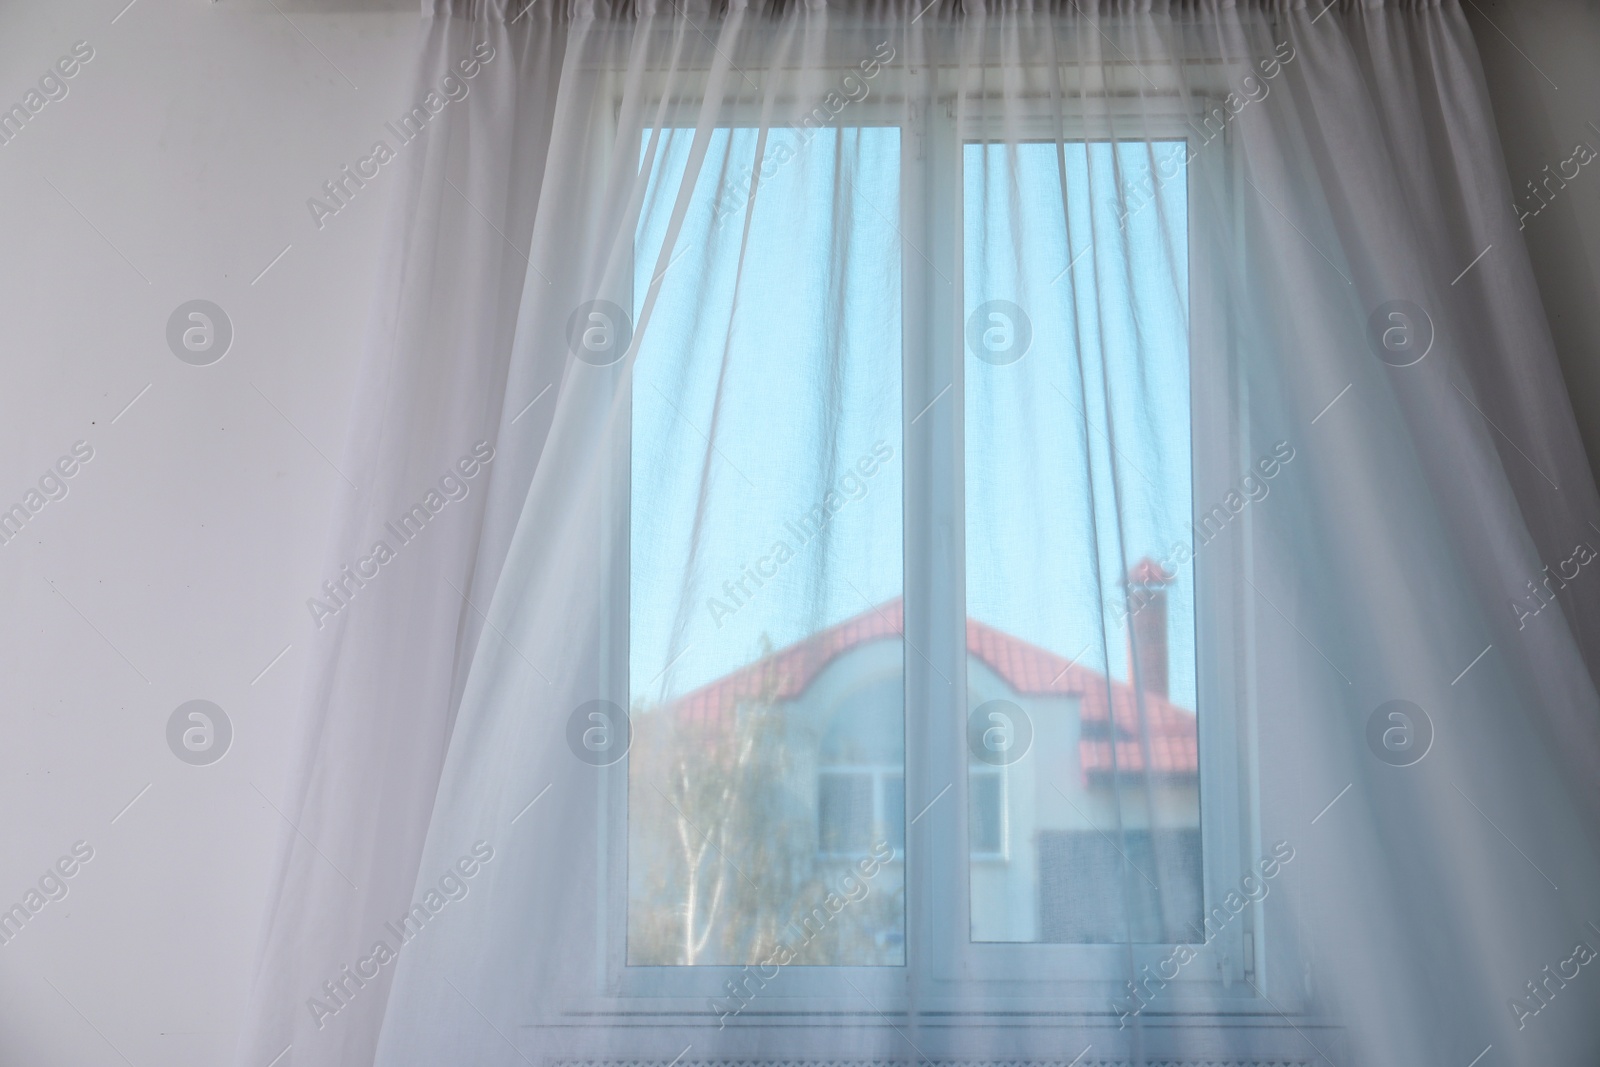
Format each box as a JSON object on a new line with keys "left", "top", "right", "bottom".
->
{"left": 627, "top": 126, "right": 905, "bottom": 966}
{"left": 970, "top": 771, "right": 1004, "bottom": 856}
{"left": 1037, "top": 830, "right": 1203, "bottom": 943}
{"left": 964, "top": 140, "right": 1199, "bottom": 944}
{"left": 882, "top": 773, "right": 905, "bottom": 852}
{"left": 819, "top": 772, "right": 874, "bottom": 855}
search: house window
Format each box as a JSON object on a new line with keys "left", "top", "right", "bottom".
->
{"left": 818, "top": 771, "right": 875, "bottom": 855}
{"left": 961, "top": 139, "right": 1199, "bottom": 946}
{"left": 1037, "top": 829, "right": 1204, "bottom": 944}
{"left": 818, "top": 768, "right": 906, "bottom": 856}
{"left": 625, "top": 124, "right": 905, "bottom": 969}
{"left": 969, "top": 768, "right": 1006, "bottom": 858}
{"left": 617, "top": 94, "right": 1245, "bottom": 997}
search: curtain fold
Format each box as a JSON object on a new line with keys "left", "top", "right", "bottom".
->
{"left": 236, "top": 4, "right": 1600, "bottom": 1067}
{"left": 233, "top": 14, "right": 568, "bottom": 1067}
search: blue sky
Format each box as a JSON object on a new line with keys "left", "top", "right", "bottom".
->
{"left": 629, "top": 127, "right": 1194, "bottom": 713}
{"left": 964, "top": 140, "right": 1194, "bottom": 710}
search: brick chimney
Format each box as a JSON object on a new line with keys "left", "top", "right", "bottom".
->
{"left": 1126, "top": 558, "right": 1171, "bottom": 698}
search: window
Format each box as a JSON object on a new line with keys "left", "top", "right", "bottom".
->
{"left": 625, "top": 124, "right": 905, "bottom": 971}
{"left": 969, "top": 768, "right": 1006, "bottom": 858}
{"left": 962, "top": 140, "right": 1201, "bottom": 947}
{"left": 817, "top": 771, "right": 876, "bottom": 855}
{"left": 1036, "top": 829, "right": 1204, "bottom": 944}
{"left": 819, "top": 769, "right": 906, "bottom": 856}
{"left": 612, "top": 80, "right": 1251, "bottom": 1005}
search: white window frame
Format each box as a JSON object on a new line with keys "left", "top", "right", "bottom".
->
{"left": 587, "top": 55, "right": 1282, "bottom": 1024}
{"left": 909, "top": 88, "right": 1261, "bottom": 1010}
{"left": 598, "top": 91, "right": 912, "bottom": 1009}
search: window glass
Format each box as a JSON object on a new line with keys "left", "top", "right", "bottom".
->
{"left": 970, "top": 770, "right": 1005, "bottom": 857}
{"left": 1037, "top": 830, "right": 1203, "bottom": 943}
{"left": 819, "top": 772, "right": 875, "bottom": 855}
{"left": 964, "top": 140, "right": 1198, "bottom": 944}
{"left": 627, "top": 126, "right": 905, "bottom": 966}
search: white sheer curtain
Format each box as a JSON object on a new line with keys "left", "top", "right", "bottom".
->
{"left": 236, "top": 3, "right": 1600, "bottom": 1067}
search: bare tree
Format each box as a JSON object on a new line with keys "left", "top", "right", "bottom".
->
{"left": 628, "top": 638, "right": 904, "bottom": 967}
{"left": 629, "top": 641, "right": 801, "bottom": 964}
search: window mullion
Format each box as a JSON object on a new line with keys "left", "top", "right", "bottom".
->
{"left": 903, "top": 77, "right": 967, "bottom": 995}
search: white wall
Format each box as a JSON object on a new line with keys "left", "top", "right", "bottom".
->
{"left": 0, "top": 2, "right": 1596, "bottom": 1065}
{"left": 1467, "top": 0, "right": 1600, "bottom": 483}
{"left": 0, "top": 2, "right": 414, "bottom": 1065}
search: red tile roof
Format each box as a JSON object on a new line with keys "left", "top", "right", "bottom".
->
{"left": 665, "top": 597, "right": 1197, "bottom": 779}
